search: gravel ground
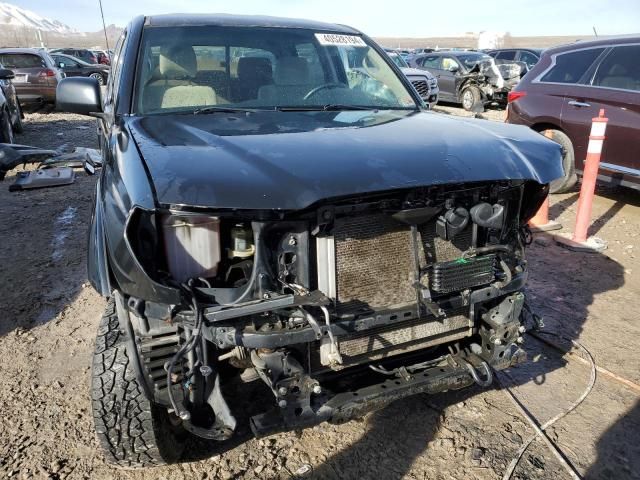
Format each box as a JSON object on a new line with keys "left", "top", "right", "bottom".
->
{"left": 0, "top": 105, "right": 638, "bottom": 480}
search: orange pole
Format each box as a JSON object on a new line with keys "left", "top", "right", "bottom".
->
{"left": 572, "top": 110, "right": 608, "bottom": 243}
{"left": 529, "top": 196, "right": 550, "bottom": 228}
{"left": 528, "top": 130, "right": 561, "bottom": 232}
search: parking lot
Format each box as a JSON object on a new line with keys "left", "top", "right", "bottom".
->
{"left": 0, "top": 106, "right": 637, "bottom": 480}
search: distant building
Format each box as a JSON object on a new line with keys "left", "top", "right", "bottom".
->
{"left": 477, "top": 31, "right": 506, "bottom": 49}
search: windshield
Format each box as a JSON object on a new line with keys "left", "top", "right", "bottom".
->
{"left": 456, "top": 53, "right": 493, "bottom": 70}
{"left": 388, "top": 53, "right": 408, "bottom": 68}
{"left": 135, "top": 26, "right": 417, "bottom": 114}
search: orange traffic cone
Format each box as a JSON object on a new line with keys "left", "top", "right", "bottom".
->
{"left": 529, "top": 130, "right": 562, "bottom": 233}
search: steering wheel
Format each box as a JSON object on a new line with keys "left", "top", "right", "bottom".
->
{"left": 303, "top": 83, "right": 344, "bottom": 100}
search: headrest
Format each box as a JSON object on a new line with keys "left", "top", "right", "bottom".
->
{"left": 608, "top": 63, "right": 628, "bottom": 76}
{"left": 274, "top": 57, "right": 309, "bottom": 85}
{"left": 159, "top": 45, "right": 197, "bottom": 79}
{"left": 238, "top": 57, "right": 273, "bottom": 80}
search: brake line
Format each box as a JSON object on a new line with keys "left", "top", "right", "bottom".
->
{"left": 500, "top": 331, "right": 596, "bottom": 480}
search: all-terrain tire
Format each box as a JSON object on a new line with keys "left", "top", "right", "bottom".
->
{"left": 545, "top": 129, "right": 577, "bottom": 194}
{"left": 461, "top": 85, "right": 483, "bottom": 112}
{"left": 13, "top": 102, "right": 24, "bottom": 134}
{"left": 0, "top": 109, "right": 15, "bottom": 143}
{"left": 91, "top": 298, "right": 185, "bottom": 467}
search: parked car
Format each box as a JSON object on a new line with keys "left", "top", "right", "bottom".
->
{"left": 0, "top": 64, "right": 23, "bottom": 140}
{"left": 90, "top": 49, "right": 111, "bottom": 65}
{"left": 487, "top": 48, "right": 543, "bottom": 71}
{"left": 51, "top": 53, "right": 109, "bottom": 85}
{"left": 410, "top": 51, "right": 520, "bottom": 111}
{"left": 0, "top": 48, "right": 63, "bottom": 103}
{"left": 50, "top": 48, "right": 98, "bottom": 65}
{"left": 413, "top": 48, "right": 435, "bottom": 55}
{"left": 57, "top": 13, "right": 562, "bottom": 467}
{"left": 388, "top": 51, "right": 439, "bottom": 107}
{"left": 507, "top": 36, "right": 640, "bottom": 192}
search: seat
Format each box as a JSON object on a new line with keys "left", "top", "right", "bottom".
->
{"left": 232, "top": 57, "right": 273, "bottom": 101}
{"left": 258, "top": 57, "right": 312, "bottom": 104}
{"left": 598, "top": 63, "right": 636, "bottom": 90}
{"left": 142, "top": 45, "right": 216, "bottom": 112}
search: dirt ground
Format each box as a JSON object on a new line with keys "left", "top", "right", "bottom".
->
{"left": 0, "top": 104, "right": 638, "bottom": 480}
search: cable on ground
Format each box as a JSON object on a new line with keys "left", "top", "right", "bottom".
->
{"left": 500, "top": 331, "right": 596, "bottom": 480}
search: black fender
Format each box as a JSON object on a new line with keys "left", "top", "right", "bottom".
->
{"left": 87, "top": 174, "right": 113, "bottom": 296}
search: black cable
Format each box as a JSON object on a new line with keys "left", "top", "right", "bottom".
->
{"left": 165, "top": 283, "right": 204, "bottom": 420}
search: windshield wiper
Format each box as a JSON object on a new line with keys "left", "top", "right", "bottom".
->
{"left": 276, "top": 104, "right": 377, "bottom": 112}
{"left": 193, "top": 106, "right": 262, "bottom": 115}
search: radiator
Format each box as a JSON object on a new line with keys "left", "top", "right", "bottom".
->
{"left": 326, "top": 213, "right": 475, "bottom": 311}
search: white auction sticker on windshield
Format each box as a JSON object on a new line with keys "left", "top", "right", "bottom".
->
{"left": 315, "top": 33, "right": 366, "bottom": 47}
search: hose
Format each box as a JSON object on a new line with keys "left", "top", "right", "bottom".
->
{"left": 218, "top": 223, "right": 262, "bottom": 307}
{"left": 165, "top": 283, "right": 204, "bottom": 420}
{"left": 463, "top": 244, "right": 513, "bottom": 258}
{"left": 500, "top": 331, "right": 596, "bottom": 480}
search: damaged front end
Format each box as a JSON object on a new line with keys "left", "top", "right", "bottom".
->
{"left": 465, "top": 59, "right": 522, "bottom": 107}
{"left": 121, "top": 180, "right": 545, "bottom": 439}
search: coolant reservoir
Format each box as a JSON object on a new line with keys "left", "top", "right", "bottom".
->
{"left": 162, "top": 215, "right": 221, "bottom": 283}
{"left": 229, "top": 224, "right": 255, "bottom": 258}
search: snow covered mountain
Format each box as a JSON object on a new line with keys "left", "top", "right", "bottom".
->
{"left": 0, "top": 2, "right": 76, "bottom": 34}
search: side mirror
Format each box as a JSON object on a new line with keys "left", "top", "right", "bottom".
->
{"left": 58, "top": 62, "right": 66, "bottom": 69}
{"left": 448, "top": 64, "right": 459, "bottom": 73}
{"left": 56, "top": 77, "right": 103, "bottom": 115}
{"left": 0, "top": 68, "right": 15, "bottom": 80}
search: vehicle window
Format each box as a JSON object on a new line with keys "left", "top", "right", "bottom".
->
{"left": 420, "top": 55, "right": 441, "bottom": 69}
{"left": 0, "top": 54, "right": 45, "bottom": 68}
{"left": 540, "top": 48, "right": 605, "bottom": 84}
{"left": 519, "top": 51, "right": 539, "bottom": 68}
{"left": 442, "top": 57, "right": 460, "bottom": 71}
{"left": 389, "top": 53, "right": 408, "bottom": 68}
{"left": 135, "top": 26, "right": 416, "bottom": 114}
{"left": 455, "top": 53, "right": 492, "bottom": 70}
{"left": 295, "top": 43, "right": 326, "bottom": 84}
{"left": 592, "top": 45, "right": 640, "bottom": 91}
{"left": 55, "top": 56, "right": 78, "bottom": 67}
{"left": 104, "top": 30, "right": 127, "bottom": 109}
{"left": 496, "top": 51, "right": 517, "bottom": 60}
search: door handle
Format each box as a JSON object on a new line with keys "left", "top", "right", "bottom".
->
{"left": 568, "top": 100, "right": 591, "bottom": 108}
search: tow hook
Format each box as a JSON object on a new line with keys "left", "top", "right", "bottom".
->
{"left": 463, "top": 359, "right": 493, "bottom": 387}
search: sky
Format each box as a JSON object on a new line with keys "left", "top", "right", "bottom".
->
{"left": 12, "top": 0, "right": 640, "bottom": 37}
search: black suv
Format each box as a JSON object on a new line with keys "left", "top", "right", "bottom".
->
{"left": 57, "top": 14, "right": 562, "bottom": 467}
{"left": 50, "top": 48, "right": 98, "bottom": 65}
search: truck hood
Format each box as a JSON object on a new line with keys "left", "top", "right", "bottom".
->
{"left": 128, "top": 109, "right": 563, "bottom": 210}
{"left": 401, "top": 67, "right": 436, "bottom": 80}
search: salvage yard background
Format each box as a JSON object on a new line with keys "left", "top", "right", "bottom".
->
{"left": 0, "top": 106, "right": 638, "bottom": 480}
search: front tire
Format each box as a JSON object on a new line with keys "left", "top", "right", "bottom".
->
{"left": 12, "top": 102, "right": 24, "bottom": 134}
{"left": 0, "top": 109, "right": 15, "bottom": 143}
{"left": 461, "top": 86, "right": 483, "bottom": 112}
{"left": 91, "top": 298, "right": 185, "bottom": 467}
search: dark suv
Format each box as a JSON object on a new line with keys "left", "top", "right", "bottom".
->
{"left": 487, "top": 48, "right": 543, "bottom": 72}
{"left": 410, "top": 51, "right": 519, "bottom": 111}
{"left": 507, "top": 36, "right": 640, "bottom": 192}
{"left": 50, "top": 48, "right": 98, "bottom": 65}
{"left": 57, "top": 14, "right": 561, "bottom": 467}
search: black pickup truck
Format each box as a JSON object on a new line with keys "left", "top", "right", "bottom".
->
{"left": 57, "top": 13, "right": 562, "bottom": 467}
